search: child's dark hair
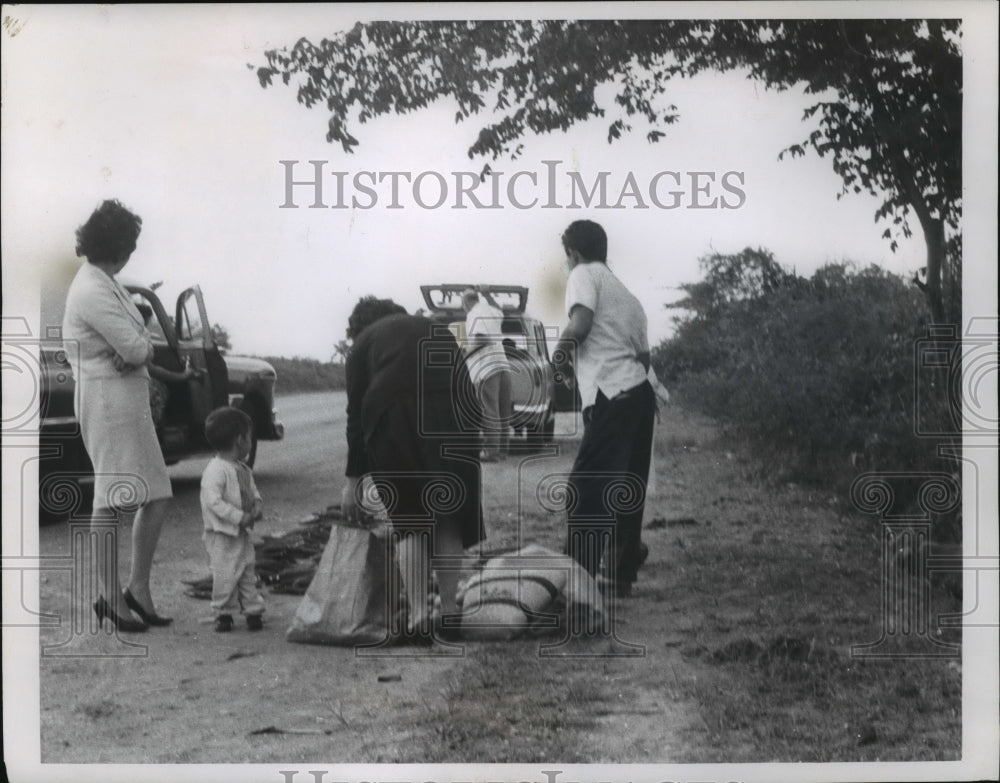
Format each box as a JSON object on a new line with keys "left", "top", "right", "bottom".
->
{"left": 204, "top": 407, "right": 253, "bottom": 451}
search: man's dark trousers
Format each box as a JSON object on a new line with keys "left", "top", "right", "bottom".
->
{"left": 566, "top": 380, "right": 655, "bottom": 586}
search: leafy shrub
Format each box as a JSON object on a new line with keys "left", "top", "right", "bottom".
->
{"left": 653, "top": 250, "right": 958, "bottom": 513}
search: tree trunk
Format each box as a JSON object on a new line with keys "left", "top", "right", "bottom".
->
{"left": 896, "top": 163, "right": 948, "bottom": 324}
{"left": 922, "top": 217, "right": 947, "bottom": 324}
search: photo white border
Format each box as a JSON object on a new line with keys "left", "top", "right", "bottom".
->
{"left": 2, "top": 2, "right": 997, "bottom": 782}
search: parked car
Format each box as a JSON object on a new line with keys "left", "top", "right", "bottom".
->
{"left": 38, "top": 284, "right": 284, "bottom": 522}
{"left": 420, "top": 283, "right": 571, "bottom": 445}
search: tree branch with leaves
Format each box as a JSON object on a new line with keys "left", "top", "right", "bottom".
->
{"left": 254, "top": 18, "right": 961, "bottom": 321}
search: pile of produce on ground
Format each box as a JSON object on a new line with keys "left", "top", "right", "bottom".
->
{"left": 182, "top": 504, "right": 536, "bottom": 602}
{"left": 183, "top": 506, "right": 348, "bottom": 599}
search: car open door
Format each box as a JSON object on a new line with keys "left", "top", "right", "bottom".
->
{"left": 175, "top": 286, "right": 228, "bottom": 443}
{"left": 127, "top": 284, "right": 183, "bottom": 384}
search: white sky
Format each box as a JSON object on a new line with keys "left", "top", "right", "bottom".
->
{"left": 0, "top": 3, "right": 985, "bottom": 361}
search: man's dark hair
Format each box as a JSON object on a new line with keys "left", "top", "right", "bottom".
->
{"left": 562, "top": 220, "right": 608, "bottom": 263}
{"left": 204, "top": 406, "right": 253, "bottom": 451}
{"left": 346, "top": 296, "right": 407, "bottom": 339}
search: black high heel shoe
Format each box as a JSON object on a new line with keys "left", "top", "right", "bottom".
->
{"left": 123, "top": 589, "right": 173, "bottom": 627}
{"left": 93, "top": 596, "right": 148, "bottom": 633}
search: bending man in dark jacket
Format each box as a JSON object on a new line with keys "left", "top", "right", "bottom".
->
{"left": 340, "top": 297, "right": 484, "bottom": 640}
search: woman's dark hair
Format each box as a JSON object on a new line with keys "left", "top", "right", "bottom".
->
{"left": 204, "top": 406, "right": 253, "bottom": 451}
{"left": 346, "top": 296, "right": 407, "bottom": 340}
{"left": 562, "top": 220, "right": 607, "bottom": 263}
{"left": 75, "top": 199, "right": 142, "bottom": 266}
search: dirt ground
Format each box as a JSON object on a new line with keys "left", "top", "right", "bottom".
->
{"left": 35, "top": 391, "right": 962, "bottom": 765}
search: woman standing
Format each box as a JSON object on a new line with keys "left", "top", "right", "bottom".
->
{"left": 63, "top": 199, "right": 174, "bottom": 632}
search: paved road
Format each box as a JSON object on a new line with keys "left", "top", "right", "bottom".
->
{"left": 175, "top": 390, "right": 351, "bottom": 527}
{"left": 37, "top": 389, "right": 585, "bottom": 561}
{"left": 36, "top": 386, "right": 584, "bottom": 604}
{"left": 31, "top": 389, "right": 697, "bottom": 764}
{"left": 38, "top": 391, "right": 352, "bottom": 580}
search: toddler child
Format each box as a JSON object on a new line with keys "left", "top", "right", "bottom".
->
{"left": 200, "top": 406, "right": 265, "bottom": 632}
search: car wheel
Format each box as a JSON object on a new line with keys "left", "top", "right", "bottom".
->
{"left": 39, "top": 472, "right": 94, "bottom": 526}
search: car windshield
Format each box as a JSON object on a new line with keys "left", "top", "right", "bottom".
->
{"left": 131, "top": 293, "right": 168, "bottom": 343}
{"left": 481, "top": 290, "right": 523, "bottom": 310}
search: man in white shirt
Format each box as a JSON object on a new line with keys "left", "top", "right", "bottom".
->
{"left": 462, "top": 289, "right": 513, "bottom": 461}
{"left": 553, "top": 220, "right": 656, "bottom": 599}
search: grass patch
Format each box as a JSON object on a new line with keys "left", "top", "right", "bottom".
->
{"left": 647, "top": 428, "right": 964, "bottom": 762}
{"left": 676, "top": 646, "right": 961, "bottom": 762}
{"left": 412, "top": 642, "right": 619, "bottom": 762}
